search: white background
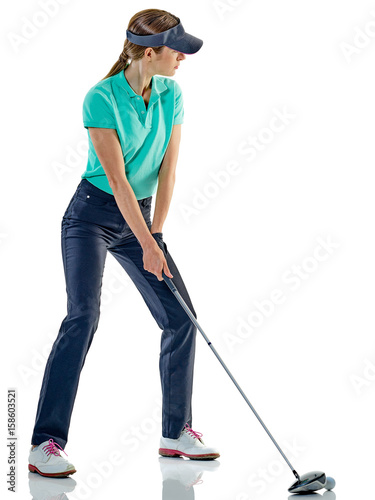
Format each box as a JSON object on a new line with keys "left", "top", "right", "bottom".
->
{"left": 2, "top": 0, "right": 374, "bottom": 498}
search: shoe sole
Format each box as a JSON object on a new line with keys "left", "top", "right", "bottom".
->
{"left": 28, "top": 464, "right": 76, "bottom": 477}
{"left": 159, "top": 448, "right": 220, "bottom": 460}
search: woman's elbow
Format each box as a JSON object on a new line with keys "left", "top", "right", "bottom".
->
{"left": 108, "top": 174, "right": 128, "bottom": 191}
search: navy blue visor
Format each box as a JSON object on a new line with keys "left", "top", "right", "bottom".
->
{"left": 126, "top": 20, "right": 203, "bottom": 54}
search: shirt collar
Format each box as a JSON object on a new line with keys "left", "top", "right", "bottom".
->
{"left": 117, "top": 69, "right": 168, "bottom": 100}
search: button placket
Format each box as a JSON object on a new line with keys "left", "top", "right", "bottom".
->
{"left": 131, "top": 89, "right": 159, "bottom": 128}
{"left": 135, "top": 96, "right": 147, "bottom": 125}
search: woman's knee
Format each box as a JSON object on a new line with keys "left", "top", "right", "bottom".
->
{"left": 55, "top": 308, "right": 101, "bottom": 350}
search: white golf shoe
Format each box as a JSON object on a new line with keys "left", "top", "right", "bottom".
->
{"left": 159, "top": 423, "right": 220, "bottom": 460}
{"left": 28, "top": 439, "right": 76, "bottom": 477}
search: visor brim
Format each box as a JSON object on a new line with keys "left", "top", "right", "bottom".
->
{"left": 165, "top": 32, "right": 203, "bottom": 54}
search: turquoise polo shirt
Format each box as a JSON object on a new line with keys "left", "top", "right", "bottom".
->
{"left": 81, "top": 69, "right": 184, "bottom": 199}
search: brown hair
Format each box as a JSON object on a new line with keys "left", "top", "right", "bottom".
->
{"left": 101, "top": 9, "right": 180, "bottom": 81}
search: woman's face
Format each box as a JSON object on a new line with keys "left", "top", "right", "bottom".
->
{"left": 153, "top": 46, "right": 186, "bottom": 76}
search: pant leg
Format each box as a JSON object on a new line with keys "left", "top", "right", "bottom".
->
{"left": 31, "top": 179, "right": 153, "bottom": 448}
{"left": 31, "top": 217, "right": 108, "bottom": 449}
{"left": 108, "top": 233, "right": 197, "bottom": 439}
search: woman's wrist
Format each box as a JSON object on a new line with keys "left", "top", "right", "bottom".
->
{"left": 139, "top": 231, "right": 159, "bottom": 250}
{"left": 150, "top": 224, "right": 163, "bottom": 234}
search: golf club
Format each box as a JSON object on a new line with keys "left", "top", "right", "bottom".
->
{"left": 162, "top": 272, "right": 335, "bottom": 494}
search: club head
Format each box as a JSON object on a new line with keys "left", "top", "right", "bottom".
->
{"left": 288, "top": 470, "right": 326, "bottom": 493}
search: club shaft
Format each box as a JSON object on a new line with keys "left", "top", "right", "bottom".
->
{"left": 163, "top": 274, "right": 299, "bottom": 479}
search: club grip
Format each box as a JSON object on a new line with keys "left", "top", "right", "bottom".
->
{"left": 162, "top": 271, "right": 177, "bottom": 292}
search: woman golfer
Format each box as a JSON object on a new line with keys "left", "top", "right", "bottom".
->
{"left": 28, "top": 8, "right": 220, "bottom": 477}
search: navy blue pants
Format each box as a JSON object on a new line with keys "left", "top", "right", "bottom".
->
{"left": 31, "top": 179, "right": 197, "bottom": 448}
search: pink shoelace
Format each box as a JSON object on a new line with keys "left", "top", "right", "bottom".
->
{"left": 183, "top": 423, "right": 203, "bottom": 440}
{"left": 42, "top": 438, "right": 68, "bottom": 457}
{"left": 186, "top": 475, "right": 204, "bottom": 490}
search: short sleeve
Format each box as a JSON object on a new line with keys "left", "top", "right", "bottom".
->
{"left": 82, "top": 88, "right": 117, "bottom": 129}
{"left": 173, "top": 81, "right": 184, "bottom": 125}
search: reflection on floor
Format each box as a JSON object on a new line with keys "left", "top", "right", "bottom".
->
{"left": 28, "top": 459, "right": 336, "bottom": 500}
{"left": 28, "top": 457, "right": 220, "bottom": 500}
{"left": 160, "top": 456, "right": 220, "bottom": 499}
{"left": 28, "top": 472, "right": 76, "bottom": 499}
{"left": 288, "top": 492, "right": 336, "bottom": 499}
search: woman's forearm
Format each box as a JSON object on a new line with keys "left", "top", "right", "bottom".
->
{"left": 110, "top": 177, "right": 156, "bottom": 249}
{"left": 151, "top": 169, "right": 176, "bottom": 233}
